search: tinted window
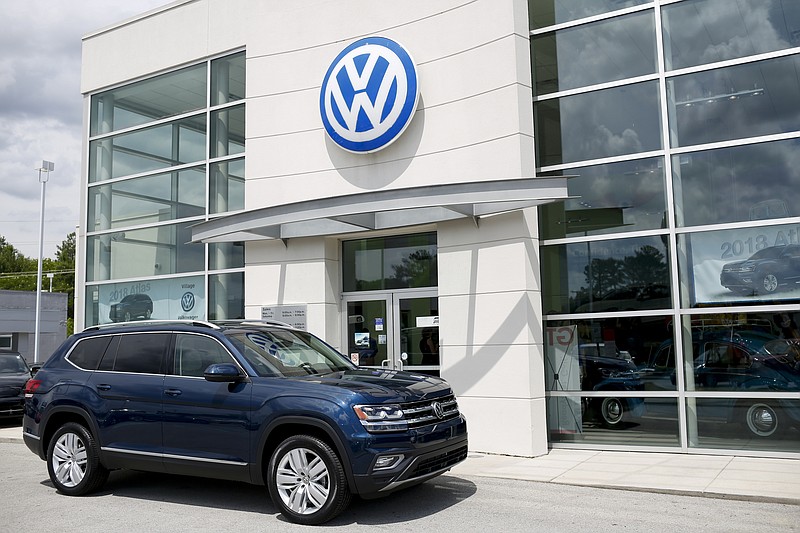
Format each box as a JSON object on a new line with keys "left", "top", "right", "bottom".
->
{"left": 173, "top": 334, "right": 233, "bottom": 377}
{"left": 68, "top": 336, "right": 114, "bottom": 370}
{"left": 107, "top": 333, "right": 169, "bottom": 374}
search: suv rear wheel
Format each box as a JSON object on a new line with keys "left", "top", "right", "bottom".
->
{"left": 47, "top": 422, "right": 109, "bottom": 495}
{"left": 267, "top": 435, "right": 352, "bottom": 525}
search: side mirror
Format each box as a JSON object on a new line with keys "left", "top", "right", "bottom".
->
{"left": 204, "top": 363, "right": 245, "bottom": 383}
{"left": 30, "top": 364, "right": 42, "bottom": 377}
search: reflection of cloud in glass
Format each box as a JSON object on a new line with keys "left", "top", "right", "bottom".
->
{"left": 674, "top": 138, "right": 800, "bottom": 227}
{"left": 663, "top": 0, "right": 795, "bottom": 70}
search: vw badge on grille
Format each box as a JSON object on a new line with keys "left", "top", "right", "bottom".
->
{"left": 431, "top": 401, "right": 445, "bottom": 420}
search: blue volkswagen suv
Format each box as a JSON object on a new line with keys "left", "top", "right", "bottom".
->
{"left": 22, "top": 320, "right": 467, "bottom": 524}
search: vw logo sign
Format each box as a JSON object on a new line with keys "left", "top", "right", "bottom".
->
{"left": 320, "top": 36, "right": 419, "bottom": 153}
{"left": 431, "top": 401, "right": 445, "bottom": 420}
{"left": 181, "top": 292, "right": 195, "bottom": 312}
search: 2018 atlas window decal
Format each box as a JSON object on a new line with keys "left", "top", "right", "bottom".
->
{"left": 320, "top": 37, "right": 419, "bottom": 153}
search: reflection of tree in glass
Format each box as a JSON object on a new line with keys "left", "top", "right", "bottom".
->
{"left": 624, "top": 245, "right": 667, "bottom": 286}
{"left": 583, "top": 257, "right": 625, "bottom": 296}
{"left": 390, "top": 249, "right": 436, "bottom": 288}
{"left": 583, "top": 245, "right": 667, "bottom": 294}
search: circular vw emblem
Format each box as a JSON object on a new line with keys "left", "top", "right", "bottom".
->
{"left": 431, "top": 401, "right": 445, "bottom": 420}
{"left": 181, "top": 292, "right": 195, "bottom": 312}
{"left": 320, "top": 36, "right": 419, "bottom": 153}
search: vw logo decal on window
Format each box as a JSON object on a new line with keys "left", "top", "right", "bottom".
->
{"left": 320, "top": 36, "right": 419, "bottom": 153}
{"left": 181, "top": 292, "right": 195, "bottom": 312}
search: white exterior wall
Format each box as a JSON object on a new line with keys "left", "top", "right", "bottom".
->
{"left": 80, "top": 0, "right": 548, "bottom": 457}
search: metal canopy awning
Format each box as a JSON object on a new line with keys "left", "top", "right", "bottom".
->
{"left": 190, "top": 177, "right": 569, "bottom": 243}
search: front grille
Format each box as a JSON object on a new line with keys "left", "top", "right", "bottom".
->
{"left": 412, "top": 445, "right": 468, "bottom": 477}
{"left": 402, "top": 394, "right": 460, "bottom": 429}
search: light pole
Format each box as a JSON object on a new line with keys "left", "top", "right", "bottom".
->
{"left": 34, "top": 160, "right": 54, "bottom": 363}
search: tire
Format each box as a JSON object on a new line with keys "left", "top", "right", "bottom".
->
{"left": 759, "top": 273, "right": 779, "bottom": 294}
{"left": 599, "top": 398, "right": 625, "bottom": 428}
{"left": 743, "top": 402, "right": 784, "bottom": 438}
{"left": 267, "top": 435, "right": 352, "bottom": 525}
{"left": 46, "top": 422, "right": 109, "bottom": 496}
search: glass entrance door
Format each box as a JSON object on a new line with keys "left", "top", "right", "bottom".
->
{"left": 343, "top": 289, "right": 439, "bottom": 376}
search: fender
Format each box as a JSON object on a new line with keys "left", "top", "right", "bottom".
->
{"left": 252, "top": 414, "right": 357, "bottom": 491}
{"left": 36, "top": 404, "right": 102, "bottom": 461}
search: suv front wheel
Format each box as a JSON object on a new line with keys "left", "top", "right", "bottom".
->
{"left": 267, "top": 434, "right": 352, "bottom": 525}
{"left": 46, "top": 422, "right": 109, "bottom": 496}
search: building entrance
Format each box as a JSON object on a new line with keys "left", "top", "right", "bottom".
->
{"left": 343, "top": 289, "right": 439, "bottom": 376}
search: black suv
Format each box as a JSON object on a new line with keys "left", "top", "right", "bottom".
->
{"left": 720, "top": 244, "right": 800, "bottom": 295}
{"left": 23, "top": 320, "right": 467, "bottom": 524}
{"left": 109, "top": 293, "right": 153, "bottom": 322}
{"left": 0, "top": 352, "right": 35, "bottom": 420}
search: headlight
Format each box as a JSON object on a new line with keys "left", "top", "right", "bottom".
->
{"left": 353, "top": 404, "right": 408, "bottom": 432}
{"left": 740, "top": 264, "right": 756, "bottom": 272}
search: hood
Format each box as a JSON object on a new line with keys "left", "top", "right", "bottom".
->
{"left": 293, "top": 368, "right": 452, "bottom": 403}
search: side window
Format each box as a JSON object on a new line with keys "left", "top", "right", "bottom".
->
{"left": 173, "top": 334, "right": 233, "bottom": 377}
{"left": 68, "top": 336, "right": 114, "bottom": 370}
{"left": 111, "top": 333, "right": 169, "bottom": 374}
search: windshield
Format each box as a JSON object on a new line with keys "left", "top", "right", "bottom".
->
{"left": 226, "top": 328, "right": 354, "bottom": 377}
{"left": 0, "top": 354, "right": 28, "bottom": 374}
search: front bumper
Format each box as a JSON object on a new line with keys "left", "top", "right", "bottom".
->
{"left": 351, "top": 415, "right": 468, "bottom": 496}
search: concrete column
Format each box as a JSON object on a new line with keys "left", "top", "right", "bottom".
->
{"left": 437, "top": 208, "right": 548, "bottom": 457}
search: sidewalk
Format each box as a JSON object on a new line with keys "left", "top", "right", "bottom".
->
{"left": 3, "top": 425, "right": 798, "bottom": 505}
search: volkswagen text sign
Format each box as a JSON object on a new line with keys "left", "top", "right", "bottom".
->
{"left": 320, "top": 37, "right": 419, "bottom": 153}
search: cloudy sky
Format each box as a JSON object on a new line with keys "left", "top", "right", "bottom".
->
{"left": 0, "top": 0, "right": 170, "bottom": 258}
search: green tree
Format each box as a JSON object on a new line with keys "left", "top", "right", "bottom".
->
{"left": 0, "top": 236, "right": 37, "bottom": 291}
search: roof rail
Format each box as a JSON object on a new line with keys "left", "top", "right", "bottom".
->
{"left": 83, "top": 319, "right": 221, "bottom": 332}
{"left": 212, "top": 319, "right": 296, "bottom": 329}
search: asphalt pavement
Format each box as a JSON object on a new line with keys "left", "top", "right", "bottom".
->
{"left": 2, "top": 423, "right": 798, "bottom": 506}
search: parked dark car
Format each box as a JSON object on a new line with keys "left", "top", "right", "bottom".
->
{"left": 647, "top": 330, "right": 800, "bottom": 438}
{"left": 720, "top": 244, "right": 800, "bottom": 295}
{"left": 579, "top": 344, "right": 645, "bottom": 428}
{"left": 109, "top": 293, "right": 153, "bottom": 322}
{"left": 0, "top": 352, "right": 35, "bottom": 420}
{"left": 22, "top": 320, "right": 467, "bottom": 525}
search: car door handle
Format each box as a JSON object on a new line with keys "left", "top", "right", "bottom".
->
{"left": 164, "top": 389, "right": 182, "bottom": 397}
{"left": 96, "top": 384, "right": 111, "bottom": 391}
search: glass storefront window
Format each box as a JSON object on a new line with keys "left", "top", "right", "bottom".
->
{"left": 528, "top": 0, "right": 651, "bottom": 31}
{"left": 672, "top": 139, "right": 800, "bottom": 228}
{"left": 209, "top": 242, "right": 244, "bottom": 270}
{"left": 90, "top": 63, "right": 207, "bottom": 136}
{"left": 85, "top": 274, "right": 206, "bottom": 327}
{"left": 210, "top": 104, "right": 245, "bottom": 158}
{"left": 545, "top": 316, "right": 675, "bottom": 391}
{"left": 532, "top": 11, "right": 656, "bottom": 96}
{"left": 668, "top": 55, "right": 800, "bottom": 148}
{"left": 87, "top": 167, "right": 205, "bottom": 232}
{"left": 535, "top": 81, "right": 661, "bottom": 167}
{"left": 342, "top": 233, "right": 437, "bottom": 292}
{"left": 211, "top": 52, "right": 246, "bottom": 106}
{"left": 677, "top": 224, "right": 800, "bottom": 308}
{"left": 679, "top": 310, "right": 800, "bottom": 391}
{"left": 662, "top": 0, "right": 800, "bottom": 71}
{"left": 539, "top": 157, "right": 666, "bottom": 239}
{"left": 208, "top": 272, "right": 245, "bottom": 320}
{"left": 541, "top": 236, "right": 671, "bottom": 315}
{"left": 693, "top": 398, "right": 800, "bottom": 453}
{"left": 209, "top": 158, "right": 244, "bottom": 214}
{"left": 548, "top": 396, "right": 680, "bottom": 446}
{"left": 89, "top": 115, "right": 206, "bottom": 182}
{"left": 86, "top": 222, "right": 204, "bottom": 282}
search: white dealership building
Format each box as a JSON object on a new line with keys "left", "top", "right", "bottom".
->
{"left": 78, "top": 0, "right": 800, "bottom": 458}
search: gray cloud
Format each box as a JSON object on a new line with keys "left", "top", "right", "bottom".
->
{"left": 0, "top": 1, "right": 169, "bottom": 257}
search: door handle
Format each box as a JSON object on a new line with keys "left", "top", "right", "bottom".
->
{"left": 164, "top": 389, "right": 182, "bottom": 397}
{"left": 96, "top": 384, "right": 111, "bottom": 391}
